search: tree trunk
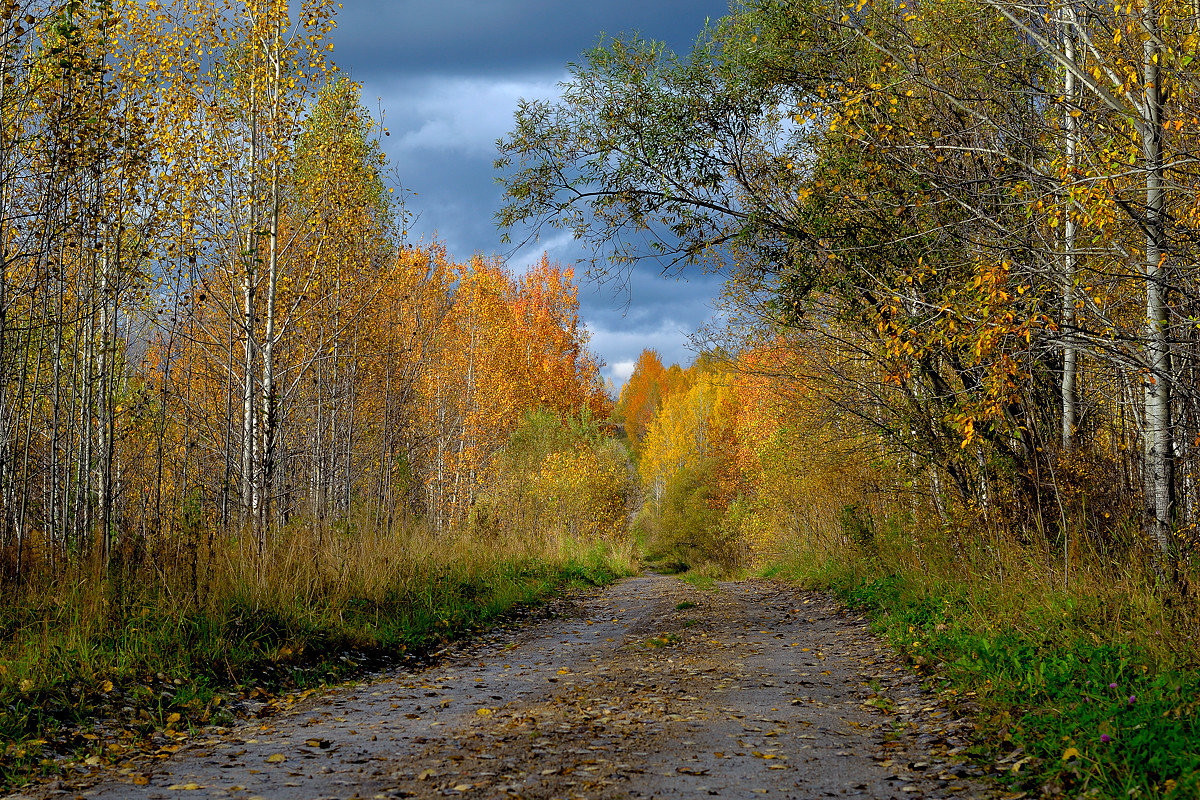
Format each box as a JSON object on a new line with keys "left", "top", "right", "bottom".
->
{"left": 1141, "top": 1, "right": 1175, "bottom": 572}
{"left": 1060, "top": 1, "right": 1080, "bottom": 452}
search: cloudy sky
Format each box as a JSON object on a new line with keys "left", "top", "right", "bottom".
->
{"left": 328, "top": 1, "right": 733, "bottom": 388}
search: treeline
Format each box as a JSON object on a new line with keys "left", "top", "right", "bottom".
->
{"left": 0, "top": 0, "right": 611, "bottom": 584}
{"left": 501, "top": 0, "right": 1200, "bottom": 579}
{"left": 614, "top": 347, "right": 863, "bottom": 572}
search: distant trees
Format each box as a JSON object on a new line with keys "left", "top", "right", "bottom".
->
{"left": 497, "top": 0, "right": 1200, "bottom": 574}
{"left": 613, "top": 349, "right": 666, "bottom": 450}
{"left": 624, "top": 344, "right": 867, "bottom": 571}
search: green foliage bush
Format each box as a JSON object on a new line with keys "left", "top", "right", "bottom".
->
{"left": 639, "top": 457, "right": 743, "bottom": 573}
{"left": 838, "top": 503, "right": 876, "bottom": 550}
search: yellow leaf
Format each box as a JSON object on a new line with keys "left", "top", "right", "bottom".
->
{"left": 476, "top": 708, "right": 493, "bottom": 717}
{"left": 100, "top": 680, "right": 114, "bottom": 693}
{"left": 265, "top": 753, "right": 286, "bottom": 763}
{"left": 1061, "top": 747, "right": 1081, "bottom": 761}
{"left": 166, "top": 713, "right": 181, "bottom": 724}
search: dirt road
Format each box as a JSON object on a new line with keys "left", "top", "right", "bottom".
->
{"left": 12, "top": 574, "right": 993, "bottom": 799}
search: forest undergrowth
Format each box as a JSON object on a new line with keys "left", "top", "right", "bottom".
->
{"left": 0, "top": 523, "right": 632, "bottom": 787}
{"left": 768, "top": 523, "right": 1200, "bottom": 800}
{"left": 0, "top": 407, "right": 636, "bottom": 789}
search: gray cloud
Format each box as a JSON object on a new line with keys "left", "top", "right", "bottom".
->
{"left": 335, "top": 1, "right": 730, "bottom": 79}
{"left": 338, "top": 0, "right": 732, "bottom": 386}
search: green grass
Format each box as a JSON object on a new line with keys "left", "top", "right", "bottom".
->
{"left": 645, "top": 632, "right": 681, "bottom": 647}
{"left": 0, "top": 533, "right": 631, "bottom": 788}
{"left": 678, "top": 571, "right": 718, "bottom": 590}
{"left": 670, "top": 560, "right": 733, "bottom": 589}
{"left": 766, "top": 533, "right": 1200, "bottom": 799}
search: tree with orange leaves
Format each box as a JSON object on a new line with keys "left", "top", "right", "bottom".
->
{"left": 514, "top": 256, "right": 609, "bottom": 422}
{"left": 614, "top": 350, "right": 667, "bottom": 453}
{"left": 408, "top": 254, "right": 611, "bottom": 529}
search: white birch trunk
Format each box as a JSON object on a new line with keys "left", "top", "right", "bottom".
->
{"left": 1060, "top": 2, "right": 1080, "bottom": 451}
{"left": 1141, "top": 2, "right": 1174, "bottom": 566}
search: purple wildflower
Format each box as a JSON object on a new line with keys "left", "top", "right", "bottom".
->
{"left": 1100, "top": 734, "right": 1112, "bottom": 743}
{"left": 1128, "top": 695, "right": 1137, "bottom": 705}
{"left": 1109, "top": 683, "right": 1118, "bottom": 690}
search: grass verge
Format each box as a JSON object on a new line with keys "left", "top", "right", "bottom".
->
{"left": 764, "top": 523, "right": 1200, "bottom": 800}
{"left": 0, "top": 524, "right": 633, "bottom": 789}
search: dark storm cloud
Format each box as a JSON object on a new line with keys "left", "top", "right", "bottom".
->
{"left": 334, "top": 0, "right": 730, "bottom": 79}
{"left": 335, "top": 0, "right": 733, "bottom": 385}
{"left": 580, "top": 269, "right": 725, "bottom": 384}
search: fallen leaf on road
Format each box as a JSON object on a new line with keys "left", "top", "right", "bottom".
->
{"left": 265, "top": 754, "right": 286, "bottom": 763}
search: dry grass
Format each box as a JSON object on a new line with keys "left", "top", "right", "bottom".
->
{"left": 0, "top": 517, "right": 633, "bottom": 785}
{"left": 772, "top": 512, "right": 1200, "bottom": 668}
{"left": 765, "top": 504, "right": 1200, "bottom": 798}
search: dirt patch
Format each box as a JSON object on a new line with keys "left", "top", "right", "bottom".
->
{"left": 6, "top": 575, "right": 994, "bottom": 799}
